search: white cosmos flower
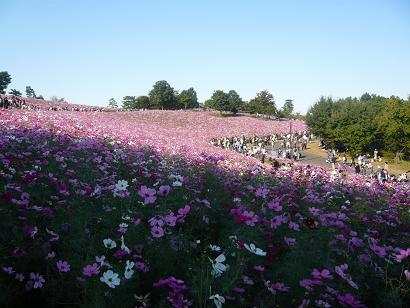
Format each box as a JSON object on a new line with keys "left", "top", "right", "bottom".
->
{"left": 120, "top": 236, "right": 131, "bottom": 253}
{"left": 209, "top": 294, "right": 225, "bottom": 308}
{"left": 209, "top": 244, "right": 221, "bottom": 252}
{"left": 115, "top": 180, "right": 129, "bottom": 191}
{"left": 244, "top": 243, "right": 267, "bottom": 256}
{"left": 209, "top": 254, "right": 227, "bottom": 277}
{"left": 100, "top": 270, "right": 120, "bottom": 288}
{"left": 103, "top": 238, "right": 117, "bottom": 249}
{"left": 124, "top": 260, "right": 135, "bottom": 279}
{"left": 172, "top": 180, "right": 182, "bottom": 187}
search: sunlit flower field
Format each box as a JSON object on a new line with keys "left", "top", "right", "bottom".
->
{"left": 0, "top": 109, "right": 409, "bottom": 307}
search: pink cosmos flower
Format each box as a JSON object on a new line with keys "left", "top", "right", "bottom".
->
{"left": 335, "top": 264, "right": 358, "bottom": 289}
{"left": 299, "top": 279, "right": 321, "bottom": 291}
{"left": 268, "top": 282, "right": 290, "bottom": 294}
{"left": 151, "top": 226, "right": 165, "bottom": 238}
{"left": 158, "top": 185, "right": 171, "bottom": 196}
{"left": 312, "top": 268, "right": 333, "bottom": 280}
{"left": 149, "top": 216, "right": 164, "bottom": 227}
{"left": 242, "top": 275, "right": 254, "bottom": 285}
{"left": 12, "top": 248, "right": 26, "bottom": 257}
{"left": 135, "top": 261, "right": 149, "bottom": 272}
{"left": 337, "top": 293, "right": 365, "bottom": 307}
{"left": 267, "top": 200, "right": 282, "bottom": 212}
{"left": 288, "top": 221, "right": 300, "bottom": 231}
{"left": 404, "top": 270, "right": 410, "bottom": 282}
{"left": 284, "top": 237, "right": 296, "bottom": 246}
{"left": 255, "top": 187, "right": 269, "bottom": 198}
{"left": 242, "top": 211, "right": 258, "bottom": 226}
{"left": 2, "top": 266, "right": 15, "bottom": 274}
{"left": 395, "top": 248, "right": 410, "bottom": 263}
{"left": 56, "top": 260, "right": 71, "bottom": 272}
{"left": 82, "top": 263, "right": 100, "bottom": 277}
{"left": 15, "top": 273, "right": 25, "bottom": 282}
{"left": 134, "top": 244, "right": 144, "bottom": 254}
{"left": 138, "top": 185, "right": 157, "bottom": 204}
{"left": 46, "top": 251, "right": 56, "bottom": 260}
{"left": 253, "top": 265, "right": 265, "bottom": 272}
{"left": 177, "top": 205, "right": 190, "bottom": 221}
{"left": 29, "top": 272, "right": 45, "bottom": 289}
{"left": 165, "top": 214, "right": 177, "bottom": 227}
{"left": 233, "top": 287, "right": 245, "bottom": 293}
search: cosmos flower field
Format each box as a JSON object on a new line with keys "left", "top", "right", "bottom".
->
{"left": 0, "top": 109, "right": 409, "bottom": 307}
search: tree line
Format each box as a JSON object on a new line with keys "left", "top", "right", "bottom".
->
{"left": 0, "top": 71, "right": 66, "bottom": 102}
{"left": 1, "top": 71, "right": 296, "bottom": 118}
{"left": 306, "top": 93, "right": 410, "bottom": 159}
{"left": 113, "top": 80, "right": 296, "bottom": 119}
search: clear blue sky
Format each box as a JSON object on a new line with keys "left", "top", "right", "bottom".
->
{"left": 1, "top": 0, "right": 409, "bottom": 112}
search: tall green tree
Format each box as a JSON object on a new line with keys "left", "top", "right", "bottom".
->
{"left": 281, "top": 99, "right": 294, "bottom": 118}
{"left": 178, "top": 87, "right": 199, "bottom": 109}
{"left": 248, "top": 90, "right": 277, "bottom": 118}
{"left": 205, "top": 90, "right": 230, "bottom": 113}
{"left": 306, "top": 96, "right": 334, "bottom": 138}
{"left": 0, "top": 71, "right": 12, "bottom": 94}
{"left": 9, "top": 89, "right": 22, "bottom": 96}
{"left": 25, "top": 86, "right": 36, "bottom": 98}
{"left": 108, "top": 98, "right": 118, "bottom": 108}
{"left": 50, "top": 96, "right": 66, "bottom": 102}
{"left": 227, "top": 90, "right": 243, "bottom": 114}
{"left": 149, "top": 80, "right": 177, "bottom": 110}
{"left": 306, "top": 93, "right": 410, "bottom": 158}
{"left": 378, "top": 96, "right": 410, "bottom": 157}
{"left": 136, "top": 96, "right": 151, "bottom": 109}
{"left": 122, "top": 96, "right": 137, "bottom": 110}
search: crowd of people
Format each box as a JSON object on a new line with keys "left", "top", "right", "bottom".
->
{"left": 318, "top": 143, "right": 409, "bottom": 183}
{"left": 0, "top": 95, "right": 105, "bottom": 112}
{"left": 210, "top": 131, "right": 313, "bottom": 164}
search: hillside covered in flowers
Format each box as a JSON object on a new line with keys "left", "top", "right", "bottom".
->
{"left": 0, "top": 108, "right": 409, "bottom": 307}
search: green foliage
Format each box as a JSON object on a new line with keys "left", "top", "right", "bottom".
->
{"left": 379, "top": 96, "right": 410, "bottom": 154}
{"left": 280, "top": 99, "right": 294, "bottom": 118}
{"left": 25, "top": 86, "right": 36, "bottom": 98}
{"left": 9, "top": 89, "right": 22, "bottom": 96}
{"left": 305, "top": 96, "right": 334, "bottom": 138}
{"left": 0, "top": 71, "right": 12, "bottom": 94}
{"left": 227, "top": 90, "right": 243, "bottom": 114}
{"left": 122, "top": 96, "right": 138, "bottom": 110}
{"left": 108, "top": 98, "right": 118, "bottom": 108}
{"left": 205, "top": 90, "right": 229, "bottom": 112}
{"left": 178, "top": 87, "right": 199, "bottom": 109}
{"left": 205, "top": 90, "right": 242, "bottom": 114}
{"left": 245, "top": 90, "right": 277, "bottom": 117}
{"left": 136, "top": 96, "right": 151, "bottom": 109}
{"left": 50, "top": 96, "right": 66, "bottom": 103}
{"left": 149, "top": 80, "right": 177, "bottom": 110}
{"left": 306, "top": 94, "right": 410, "bottom": 157}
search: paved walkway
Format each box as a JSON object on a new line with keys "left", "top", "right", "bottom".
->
{"left": 266, "top": 141, "right": 331, "bottom": 169}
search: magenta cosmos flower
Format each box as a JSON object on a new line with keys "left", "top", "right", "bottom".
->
{"left": 138, "top": 185, "right": 157, "bottom": 204}
{"left": 151, "top": 226, "right": 165, "bottom": 238}
{"left": 83, "top": 263, "right": 100, "bottom": 277}
{"left": 56, "top": 260, "right": 71, "bottom": 272}
{"left": 29, "top": 272, "right": 45, "bottom": 289}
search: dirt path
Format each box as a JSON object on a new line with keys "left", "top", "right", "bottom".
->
{"left": 266, "top": 140, "right": 331, "bottom": 169}
{"left": 305, "top": 141, "right": 410, "bottom": 175}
